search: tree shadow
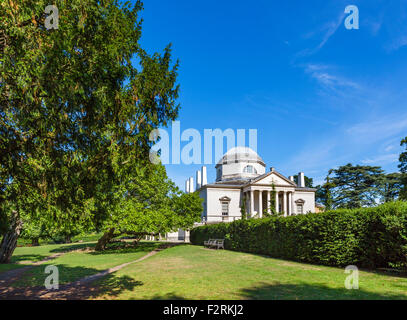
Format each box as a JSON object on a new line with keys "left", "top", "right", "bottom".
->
{"left": 49, "top": 242, "right": 97, "bottom": 253}
{"left": 88, "top": 241, "right": 186, "bottom": 255}
{"left": 147, "top": 292, "right": 187, "bottom": 300}
{"left": 89, "top": 242, "right": 161, "bottom": 256}
{"left": 238, "top": 282, "right": 407, "bottom": 300}
{"left": 10, "top": 254, "right": 51, "bottom": 264}
{"left": 0, "top": 263, "right": 144, "bottom": 300}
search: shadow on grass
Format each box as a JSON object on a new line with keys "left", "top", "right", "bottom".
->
{"left": 59, "top": 274, "right": 143, "bottom": 300}
{"left": 238, "top": 282, "right": 407, "bottom": 300}
{"left": 1, "top": 263, "right": 144, "bottom": 300}
{"left": 89, "top": 242, "right": 161, "bottom": 256}
{"left": 11, "top": 254, "right": 51, "bottom": 264}
{"left": 147, "top": 293, "right": 187, "bottom": 300}
{"left": 49, "top": 242, "right": 97, "bottom": 253}
{"left": 89, "top": 241, "right": 187, "bottom": 255}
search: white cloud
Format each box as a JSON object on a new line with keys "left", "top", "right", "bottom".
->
{"left": 296, "top": 12, "right": 345, "bottom": 58}
{"left": 303, "top": 63, "right": 360, "bottom": 92}
{"left": 386, "top": 35, "right": 407, "bottom": 52}
{"left": 361, "top": 153, "right": 399, "bottom": 165}
{"left": 346, "top": 115, "right": 407, "bottom": 142}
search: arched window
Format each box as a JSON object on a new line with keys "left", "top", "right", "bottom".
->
{"left": 243, "top": 165, "right": 257, "bottom": 174}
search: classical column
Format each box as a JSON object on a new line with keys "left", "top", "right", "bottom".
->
{"left": 275, "top": 191, "right": 279, "bottom": 213}
{"left": 250, "top": 190, "right": 254, "bottom": 218}
{"left": 267, "top": 191, "right": 271, "bottom": 214}
{"left": 288, "top": 192, "right": 292, "bottom": 216}
{"left": 283, "top": 192, "right": 287, "bottom": 217}
{"left": 259, "top": 191, "right": 263, "bottom": 218}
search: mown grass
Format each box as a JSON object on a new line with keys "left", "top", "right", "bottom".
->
{"left": 3, "top": 242, "right": 407, "bottom": 300}
{"left": 10, "top": 241, "right": 162, "bottom": 287}
{"left": 93, "top": 244, "right": 407, "bottom": 300}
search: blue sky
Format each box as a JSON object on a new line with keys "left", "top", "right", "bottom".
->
{"left": 136, "top": 0, "right": 407, "bottom": 188}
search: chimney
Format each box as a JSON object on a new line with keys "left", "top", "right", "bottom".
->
{"left": 196, "top": 170, "right": 202, "bottom": 190}
{"left": 189, "top": 177, "right": 195, "bottom": 193}
{"left": 201, "top": 166, "right": 207, "bottom": 186}
{"left": 185, "top": 179, "right": 190, "bottom": 193}
{"left": 289, "top": 176, "right": 294, "bottom": 182}
{"left": 298, "top": 172, "right": 305, "bottom": 188}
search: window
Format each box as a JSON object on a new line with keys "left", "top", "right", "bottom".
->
{"left": 216, "top": 168, "right": 222, "bottom": 180}
{"left": 243, "top": 165, "right": 257, "bottom": 174}
{"left": 297, "top": 204, "right": 303, "bottom": 214}
{"left": 222, "top": 202, "right": 229, "bottom": 216}
{"left": 222, "top": 202, "right": 229, "bottom": 221}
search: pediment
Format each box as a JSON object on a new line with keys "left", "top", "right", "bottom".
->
{"left": 248, "top": 171, "right": 296, "bottom": 187}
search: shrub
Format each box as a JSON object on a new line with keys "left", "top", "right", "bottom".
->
{"left": 190, "top": 202, "right": 407, "bottom": 269}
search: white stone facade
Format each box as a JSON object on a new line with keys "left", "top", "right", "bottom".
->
{"left": 166, "top": 147, "right": 316, "bottom": 240}
{"left": 194, "top": 147, "right": 316, "bottom": 223}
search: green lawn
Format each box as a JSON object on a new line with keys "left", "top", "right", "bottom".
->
{"left": 0, "top": 242, "right": 96, "bottom": 275}
{"left": 94, "top": 244, "right": 407, "bottom": 300}
{"left": 2, "top": 242, "right": 407, "bottom": 299}
{"left": 11, "top": 241, "right": 162, "bottom": 287}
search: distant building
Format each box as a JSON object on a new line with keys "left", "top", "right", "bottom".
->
{"left": 167, "top": 147, "right": 316, "bottom": 241}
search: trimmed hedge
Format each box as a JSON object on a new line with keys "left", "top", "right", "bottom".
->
{"left": 190, "top": 202, "right": 407, "bottom": 269}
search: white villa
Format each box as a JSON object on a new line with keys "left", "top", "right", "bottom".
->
{"left": 166, "top": 147, "right": 316, "bottom": 241}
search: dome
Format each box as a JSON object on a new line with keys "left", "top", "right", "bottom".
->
{"left": 215, "top": 147, "right": 266, "bottom": 182}
{"left": 216, "top": 147, "right": 265, "bottom": 167}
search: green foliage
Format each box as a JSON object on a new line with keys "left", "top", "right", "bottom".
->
{"left": 191, "top": 202, "right": 407, "bottom": 269}
{"left": 327, "top": 164, "right": 384, "bottom": 209}
{"left": 267, "top": 183, "right": 277, "bottom": 216}
{"left": 381, "top": 173, "right": 403, "bottom": 203}
{"left": 315, "top": 175, "right": 335, "bottom": 210}
{"left": 240, "top": 195, "right": 247, "bottom": 220}
{"left": 0, "top": 0, "right": 182, "bottom": 259}
{"left": 399, "top": 137, "right": 407, "bottom": 200}
{"left": 293, "top": 175, "right": 314, "bottom": 188}
{"left": 99, "top": 163, "right": 202, "bottom": 237}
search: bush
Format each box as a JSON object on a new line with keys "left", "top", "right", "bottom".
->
{"left": 190, "top": 202, "right": 407, "bottom": 269}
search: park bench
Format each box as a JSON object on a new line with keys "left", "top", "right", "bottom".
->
{"left": 204, "top": 239, "right": 224, "bottom": 250}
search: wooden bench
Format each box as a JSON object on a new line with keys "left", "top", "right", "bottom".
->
{"left": 204, "top": 239, "right": 224, "bottom": 250}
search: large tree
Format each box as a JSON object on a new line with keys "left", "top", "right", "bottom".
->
{"left": 94, "top": 163, "right": 202, "bottom": 251}
{"left": 0, "top": 0, "right": 180, "bottom": 262}
{"left": 381, "top": 172, "right": 403, "bottom": 203}
{"left": 328, "top": 164, "right": 384, "bottom": 209}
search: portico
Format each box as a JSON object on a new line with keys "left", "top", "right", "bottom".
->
{"left": 243, "top": 188, "right": 295, "bottom": 217}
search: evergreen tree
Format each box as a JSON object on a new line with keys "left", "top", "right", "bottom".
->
{"left": 0, "top": 0, "right": 180, "bottom": 262}
{"left": 327, "top": 164, "right": 384, "bottom": 209}
{"left": 399, "top": 137, "right": 407, "bottom": 200}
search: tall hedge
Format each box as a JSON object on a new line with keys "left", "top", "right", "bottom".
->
{"left": 190, "top": 202, "right": 407, "bottom": 269}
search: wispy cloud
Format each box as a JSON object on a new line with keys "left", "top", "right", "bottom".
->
{"left": 346, "top": 115, "right": 407, "bottom": 142}
{"left": 303, "top": 63, "right": 360, "bottom": 91}
{"left": 386, "top": 34, "right": 407, "bottom": 52}
{"left": 361, "top": 153, "right": 399, "bottom": 165}
{"left": 296, "top": 12, "right": 345, "bottom": 57}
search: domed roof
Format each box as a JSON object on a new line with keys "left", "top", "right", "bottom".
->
{"left": 216, "top": 147, "right": 265, "bottom": 167}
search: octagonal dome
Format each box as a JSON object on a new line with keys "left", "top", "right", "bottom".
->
{"left": 215, "top": 147, "right": 266, "bottom": 182}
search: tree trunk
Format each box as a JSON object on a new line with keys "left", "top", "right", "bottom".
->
{"left": 65, "top": 235, "right": 72, "bottom": 244}
{"left": 31, "top": 238, "right": 39, "bottom": 246}
{"left": 0, "top": 211, "right": 23, "bottom": 264}
{"left": 95, "top": 228, "right": 115, "bottom": 251}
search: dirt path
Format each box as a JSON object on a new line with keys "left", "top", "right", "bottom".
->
{"left": 0, "top": 243, "right": 176, "bottom": 300}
